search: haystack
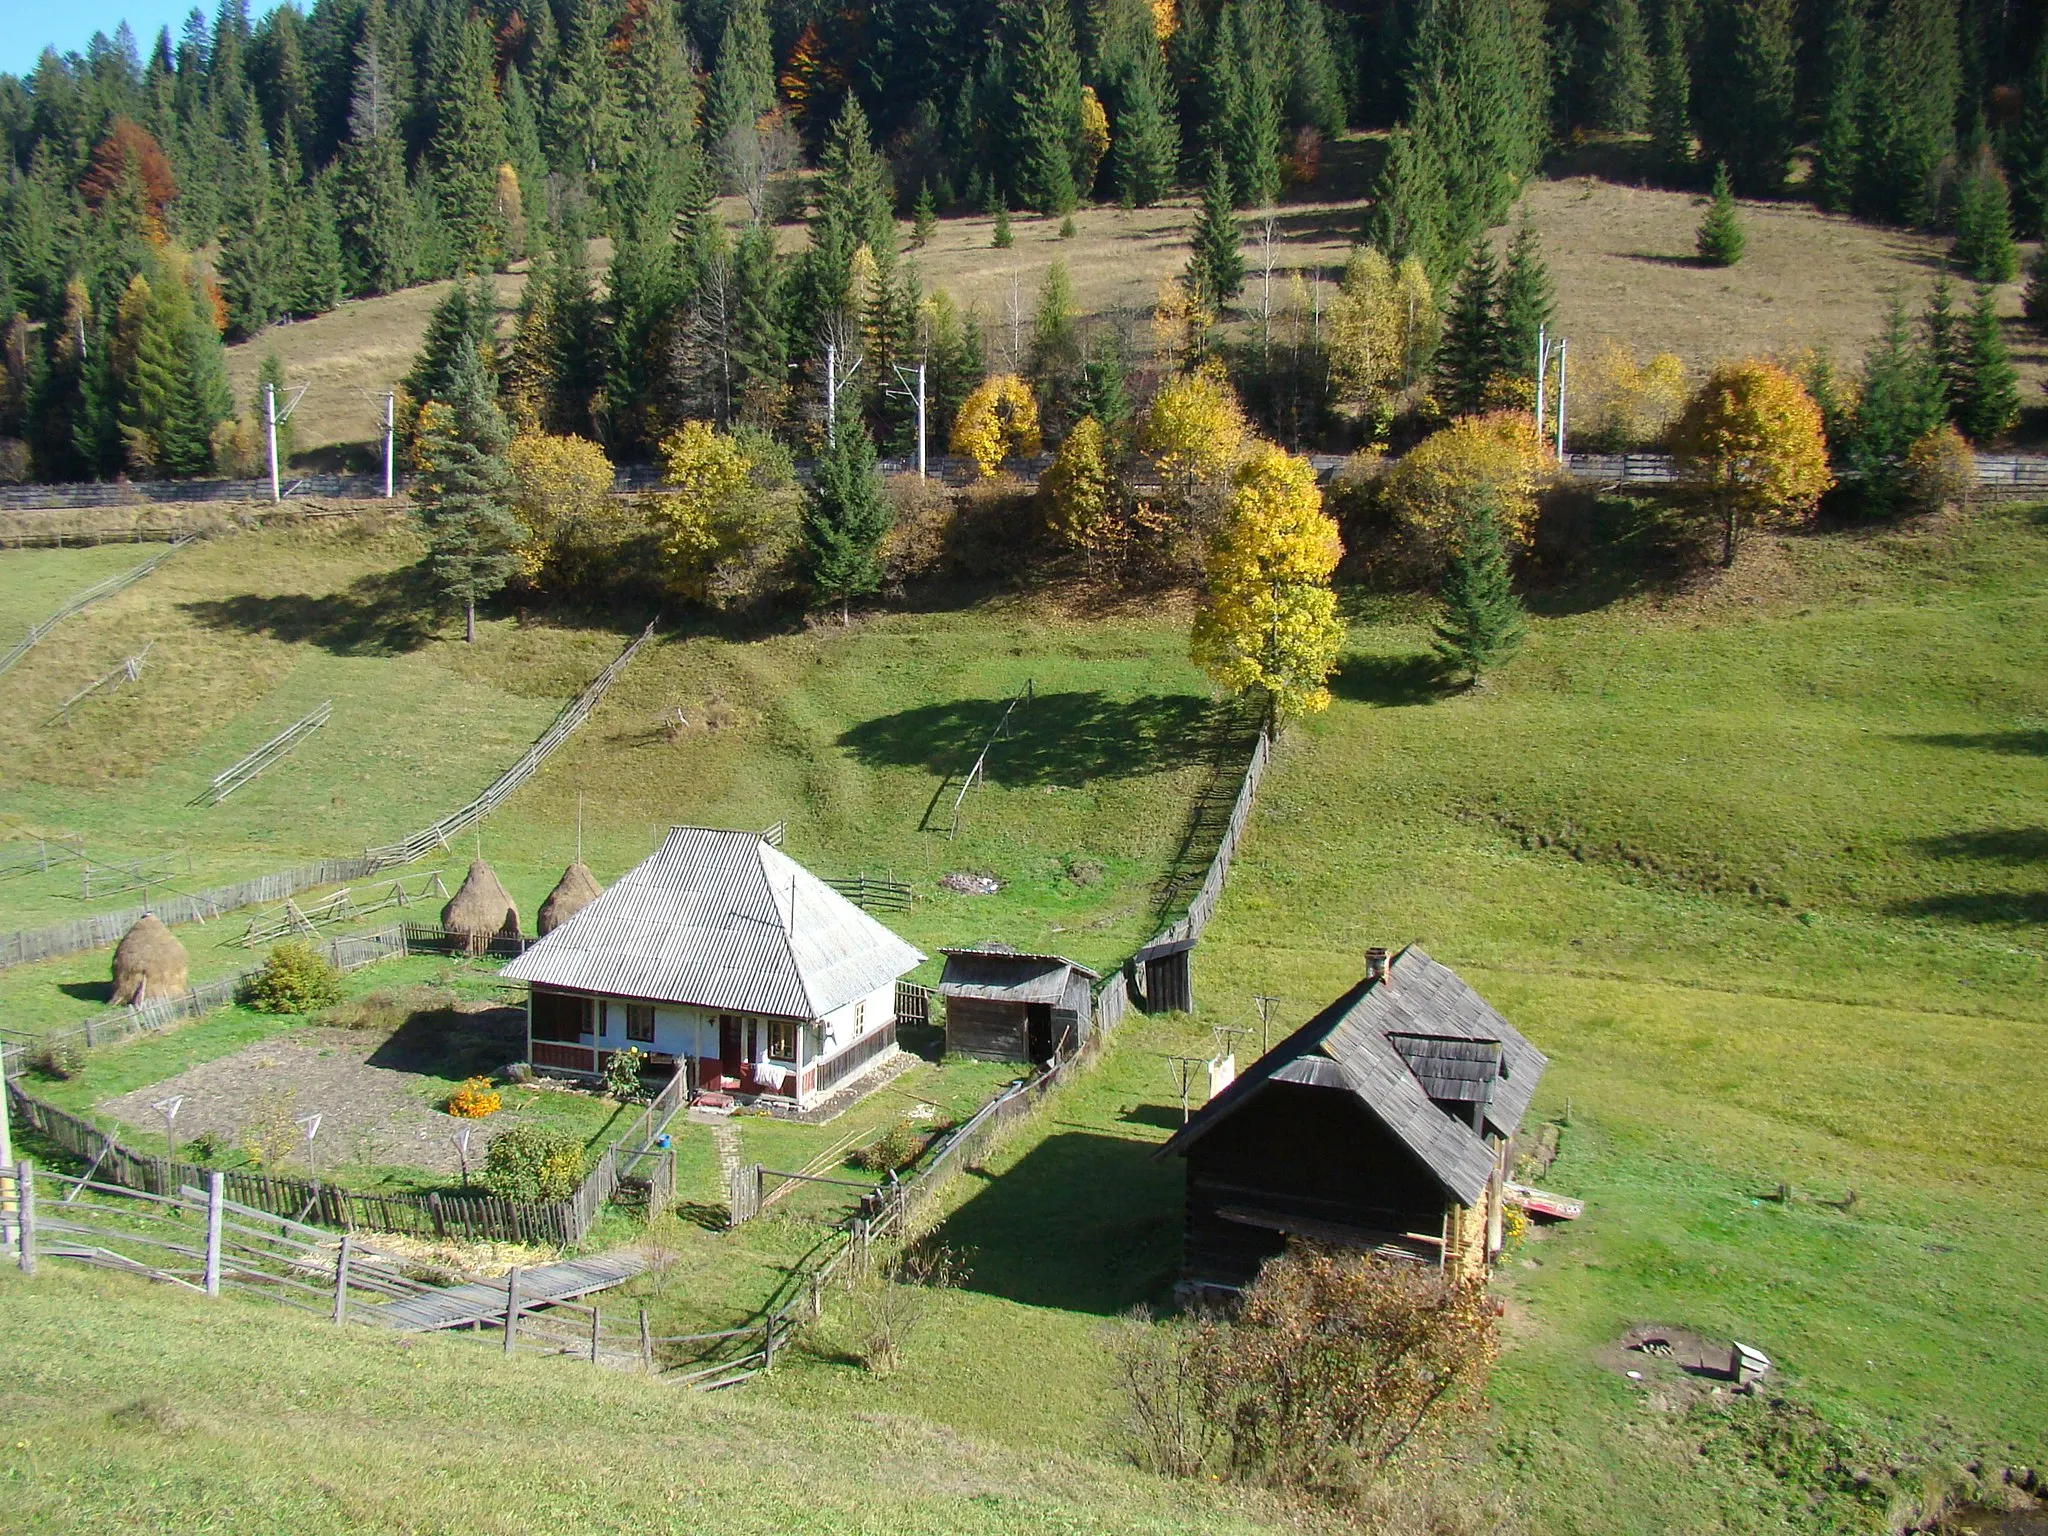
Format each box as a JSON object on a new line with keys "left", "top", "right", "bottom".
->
{"left": 537, "top": 861, "right": 602, "bottom": 935}
{"left": 441, "top": 858, "right": 521, "bottom": 956}
{"left": 111, "top": 915, "right": 189, "bottom": 1007}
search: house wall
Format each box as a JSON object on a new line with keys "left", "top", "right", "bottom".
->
{"left": 944, "top": 995, "right": 1028, "bottom": 1060}
{"left": 1182, "top": 1082, "right": 1456, "bottom": 1290}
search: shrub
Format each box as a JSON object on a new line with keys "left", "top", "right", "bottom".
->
{"left": 850, "top": 1120, "right": 924, "bottom": 1173}
{"left": 1575, "top": 341, "right": 1688, "bottom": 450}
{"left": 242, "top": 941, "right": 343, "bottom": 1014}
{"left": 27, "top": 1036, "right": 83, "bottom": 1080}
{"left": 1380, "top": 411, "right": 1553, "bottom": 569}
{"left": 445, "top": 1076, "right": 502, "bottom": 1118}
{"left": 604, "top": 1045, "right": 648, "bottom": 1102}
{"left": 1902, "top": 425, "right": 1974, "bottom": 515}
{"left": 484, "top": 1124, "right": 586, "bottom": 1201}
{"left": 845, "top": 1239, "right": 963, "bottom": 1374}
{"left": 879, "top": 472, "right": 956, "bottom": 591}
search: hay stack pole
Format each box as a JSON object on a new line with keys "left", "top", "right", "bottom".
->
{"left": 111, "top": 915, "right": 190, "bottom": 1007}
{"left": 441, "top": 859, "right": 520, "bottom": 956}
{"left": 537, "top": 862, "right": 602, "bottom": 936}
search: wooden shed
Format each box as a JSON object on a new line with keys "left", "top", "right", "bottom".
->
{"left": 1160, "top": 945, "right": 1547, "bottom": 1293}
{"left": 938, "top": 946, "right": 1100, "bottom": 1064}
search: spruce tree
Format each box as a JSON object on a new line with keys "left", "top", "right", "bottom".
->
{"left": 412, "top": 348, "right": 519, "bottom": 643}
{"left": 1435, "top": 240, "right": 1507, "bottom": 414}
{"left": 1108, "top": 37, "right": 1179, "bottom": 207}
{"left": 1810, "top": 0, "right": 1866, "bottom": 214}
{"left": 992, "top": 199, "right": 1013, "bottom": 247}
{"left": 1694, "top": 0, "right": 1796, "bottom": 196}
{"left": 1433, "top": 496, "right": 1527, "bottom": 685}
{"left": 501, "top": 62, "right": 547, "bottom": 218}
{"left": 1848, "top": 296, "right": 1944, "bottom": 508}
{"left": 403, "top": 275, "right": 498, "bottom": 411}
{"left": 2011, "top": 35, "right": 2048, "bottom": 237}
{"left": 1696, "top": 161, "right": 1744, "bottom": 265}
{"left": 706, "top": 0, "right": 777, "bottom": 156}
{"left": 546, "top": 0, "right": 625, "bottom": 199}
{"left": 217, "top": 116, "right": 287, "bottom": 334}
{"left": 804, "top": 401, "right": 892, "bottom": 619}
{"left": 2025, "top": 243, "right": 2048, "bottom": 333}
{"left": 1497, "top": 215, "right": 1554, "bottom": 380}
{"left": 912, "top": 182, "right": 937, "bottom": 247}
{"left": 1216, "top": 3, "right": 1281, "bottom": 208}
{"left": 431, "top": 13, "right": 508, "bottom": 272}
{"left": 1012, "top": 0, "right": 1083, "bottom": 215}
{"left": 256, "top": 351, "right": 293, "bottom": 467}
{"left": 1858, "top": 0, "right": 1959, "bottom": 227}
{"left": 548, "top": 217, "right": 608, "bottom": 435}
{"left": 1955, "top": 282, "right": 2019, "bottom": 442}
{"left": 1185, "top": 152, "right": 1245, "bottom": 309}
{"left": 1648, "top": 0, "right": 1694, "bottom": 177}
{"left": 1591, "top": 0, "right": 1652, "bottom": 134}
{"left": 290, "top": 170, "right": 345, "bottom": 315}
{"left": 732, "top": 220, "right": 788, "bottom": 425}
{"left": 335, "top": 23, "right": 415, "bottom": 295}
{"left": 1284, "top": 0, "right": 1346, "bottom": 140}
{"left": 1366, "top": 128, "right": 1454, "bottom": 286}
{"left": 1921, "top": 274, "right": 1966, "bottom": 422}
{"left": 614, "top": 0, "right": 703, "bottom": 227}
{"left": 1951, "top": 147, "right": 2019, "bottom": 284}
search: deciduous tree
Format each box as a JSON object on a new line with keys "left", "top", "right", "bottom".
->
{"left": 1671, "top": 359, "right": 1832, "bottom": 564}
{"left": 950, "top": 373, "right": 1042, "bottom": 476}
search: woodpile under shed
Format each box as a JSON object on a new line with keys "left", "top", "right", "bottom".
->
{"left": 110, "top": 914, "right": 190, "bottom": 1006}
{"left": 537, "top": 861, "right": 602, "bottom": 935}
{"left": 441, "top": 858, "right": 520, "bottom": 955}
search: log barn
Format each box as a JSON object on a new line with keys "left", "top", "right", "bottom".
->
{"left": 501, "top": 827, "right": 925, "bottom": 1111}
{"left": 1161, "top": 944, "right": 1547, "bottom": 1291}
{"left": 937, "top": 946, "right": 1099, "bottom": 1063}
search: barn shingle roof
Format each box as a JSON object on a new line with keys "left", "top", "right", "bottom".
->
{"left": 500, "top": 827, "right": 925, "bottom": 1020}
{"left": 1160, "top": 946, "right": 1547, "bottom": 1207}
{"left": 938, "top": 947, "right": 1100, "bottom": 1005}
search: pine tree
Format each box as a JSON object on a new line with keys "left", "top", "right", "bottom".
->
{"left": 431, "top": 13, "right": 507, "bottom": 272}
{"left": 1432, "top": 496, "right": 1526, "bottom": 684}
{"left": 1955, "top": 282, "right": 2019, "bottom": 442}
{"left": 1951, "top": 146, "right": 2019, "bottom": 284}
{"left": 2025, "top": 243, "right": 2048, "bottom": 333}
{"left": 1648, "top": 0, "right": 1694, "bottom": 176}
{"left": 1858, "top": 0, "right": 1959, "bottom": 226}
{"left": 1694, "top": 0, "right": 1796, "bottom": 196}
{"left": 2011, "top": 35, "right": 2048, "bottom": 237}
{"left": 1810, "top": 0, "right": 1866, "bottom": 214}
{"left": 706, "top": 0, "right": 777, "bottom": 155}
{"left": 1591, "top": 0, "right": 1651, "bottom": 133}
{"left": 1435, "top": 240, "right": 1507, "bottom": 414}
{"left": 1185, "top": 152, "right": 1245, "bottom": 309}
{"left": 1921, "top": 273, "right": 1967, "bottom": 421}
{"left": 1497, "top": 215, "right": 1554, "bottom": 380}
{"left": 412, "top": 347, "right": 519, "bottom": 643}
{"left": 1848, "top": 295, "right": 1944, "bottom": 508}
{"left": 403, "top": 275, "right": 498, "bottom": 412}
{"left": 1108, "top": 36, "right": 1178, "bottom": 207}
{"left": 335, "top": 20, "right": 415, "bottom": 295}
{"left": 1284, "top": 0, "right": 1346, "bottom": 139}
{"left": 1696, "top": 161, "right": 1745, "bottom": 265}
{"left": 911, "top": 181, "right": 937, "bottom": 247}
{"left": 1012, "top": 0, "right": 1083, "bottom": 215}
{"left": 803, "top": 401, "right": 892, "bottom": 618}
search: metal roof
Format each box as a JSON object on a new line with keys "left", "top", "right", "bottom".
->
{"left": 500, "top": 827, "right": 926, "bottom": 1020}
{"left": 937, "top": 947, "right": 1101, "bottom": 1005}
{"left": 1161, "top": 946, "right": 1548, "bottom": 1207}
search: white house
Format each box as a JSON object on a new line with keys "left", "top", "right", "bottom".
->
{"left": 500, "top": 827, "right": 926, "bottom": 1110}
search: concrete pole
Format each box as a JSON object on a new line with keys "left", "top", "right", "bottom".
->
{"left": 1533, "top": 324, "right": 1547, "bottom": 441}
{"left": 265, "top": 383, "right": 281, "bottom": 503}
{"left": 382, "top": 393, "right": 396, "bottom": 499}
{"left": 1555, "top": 338, "right": 1568, "bottom": 460}
{"left": 916, "top": 363, "right": 927, "bottom": 478}
{"left": 825, "top": 342, "right": 837, "bottom": 444}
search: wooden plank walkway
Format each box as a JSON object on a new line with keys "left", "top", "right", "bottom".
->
{"left": 365, "top": 1254, "right": 645, "bottom": 1332}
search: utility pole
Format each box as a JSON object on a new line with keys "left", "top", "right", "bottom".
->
{"left": 888, "top": 361, "right": 928, "bottom": 477}
{"left": 1251, "top": 994, "right": 1281, "bottom": 1057}
{"left": 1554, "top": 337, "right": 1568, "bottom": 460}
{"left": 264, "top": 382, "right": 308, "bottom": 503}
{"left": 825, "top": 342, "right": 863, "bottom": 444}
{"left": 1165, "top": 1055, "right": 1206, "bottom": 1123}
{"left": 381, "top": 392, "right": 396, "bottom": 499}
{"left": 1534, "top": 324, "right": 1549, "bottom": 440}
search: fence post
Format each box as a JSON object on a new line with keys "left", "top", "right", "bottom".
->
{"left": 763, "top": 1314, "right": 777, "bottom": 1372}
{"left": 503, "top": 1266, "right": 522, "bottom": 1355}
{"left": 591, "top": 1305, "right": 602, "bottom": 1365}
{"left": 15, "top": 1161, "right": 33, "bottom": 1276}
{"left": 640, "top": 1305, "right": 653, "bottom": 1375}
{"left": 331, "top": 1232, "right": 352, "bottom": 1323}
{"left": 204, "top": 1171, "right": 224, "bottom": 1296}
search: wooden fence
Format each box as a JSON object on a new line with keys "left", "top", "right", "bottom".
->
{"left": 823, "top": 873, "right": 913, "bottom": 912}
{"left": 0, "top": 541, "right": 186, "bottom": 679}
{"left": 198, "top": 700, "right": 332, "bottom": 805}
{"left": 1561, "top": 450, "right": 2048, "bottom": 490}
{"left": 361, "top": 621, "right": 656, "bottom": 871}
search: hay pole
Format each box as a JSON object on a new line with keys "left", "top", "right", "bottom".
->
{"left": 0, "top": 541, "right": 185, "bottom": 681}
{"left": 198, "top": 700, "right": 332, "bottom": 805}
{"left": 48, "top": 641, "right": 153, "bottom": 726}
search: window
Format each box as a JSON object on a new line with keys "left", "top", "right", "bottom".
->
{"left": 853, "top": 999, "right": 866, "bottom": 1035}
{"left": 626, "top": 1004, "right": 656, "bottom": 1044}
{"left": 767, "top": 1018, "right": 799, "bottom": 1061}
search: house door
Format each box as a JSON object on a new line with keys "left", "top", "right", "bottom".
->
{"left": 718, "top": 1015, "right": 743, "bottom": 1072}
{"left": 1026, "top": 1002, "right": 1054, "bottom": 1065}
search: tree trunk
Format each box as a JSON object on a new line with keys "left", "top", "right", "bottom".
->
{"left": 1721, "top": 501, "right": 1738, "bottom": 567}
{"left": 466, "top": 595, "right": 476, "bottom": 643}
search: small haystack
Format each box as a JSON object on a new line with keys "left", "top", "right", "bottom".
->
{"left": 441, "top": 858, "right": 521, "bottom": 956}
{"left": 537, "top": 861, "right": 602, "bottom": 935}
{"left": 111, "top": 915, "right": 190, "bottom": 1006}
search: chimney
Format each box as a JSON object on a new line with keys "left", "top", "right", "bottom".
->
{"left": 1364, "top": 947, "right": 1390, "bottom": 984}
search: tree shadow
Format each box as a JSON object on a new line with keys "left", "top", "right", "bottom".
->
{"left": 1618, "top": 251, "right": 1711, "bottom": 269}
{"left": 1908, "top": 828, "right": 2048, "bottom": 865}
{"left": 837, "top": 690, "right": 1221, "bottom": 786}
{"left": 936, "top": 1129, "right": 1181, "bottom": 1314}
{"left": 1889, "top": 891, "right": 2048, "bottom": 925}
{"left": 1908, "top": 730, "right": 2048, "bottom": 757}
{"left": 181, "top": 563, "right": 443, "bottom": 655}
{"left": 365, "top": 1004, "right": 525, "bottom": 1077}
{"left": 1525, "top": 490, "right": 1710, "bottom": 615}
{"left": 1330, "top": 650, "right": 1448, "bottom": 707}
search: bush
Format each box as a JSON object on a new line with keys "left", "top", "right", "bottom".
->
{"left": 27, "top": 1037, "right": 82, "bottom": 1080}
{"left": 1380, "top": 412, "right": 1552, "bottom": 571}
{"left": 845, "top": 1239, "right": 963, "bottom": 1375}
{"left": 879, "top": 473, "right": 956, "bottom": 591}
{"left": 484, "top": 1124, "right": 586, "bottom": 1201}
{"left": 1902, "top": 425, "right": 1974, "bottom": 515}
{"left": 445, "top": 1076, "right": 502, "bottom": 1118}
{"left": 849, "top": 1120, "right": 924, "bottom": 1173}
{"left": 242, "top": 942, "right": 344, "bottom": 1014}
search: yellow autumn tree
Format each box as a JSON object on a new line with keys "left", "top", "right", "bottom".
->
{"left": 1576, "top": 341, "right": 1688, "bottom": 448}
{"left": 507, "top": 431, "right": 618, "bottom": 583}
{"left": 1190, "top": 441, "right": 1346, "bottom": 727}
{"left": 1040, "top": 415, "right": 1120, "bottom": 572}
{"left": 645, "top": 421, "right": 801, "bottom": 606}
{"left": 1670, "top": 360, "right": 1833, "bottom": 565}
{"left": 1380, "top": 410, "right": 1554, "bottom": 566}
{"left": 1138, "top": 367, "right": 1250, "bottom": 522}
{"left": 1325, "top": 247, "right": 1438, "bottom": 424}
{"left": 951, "top": 374, "right": 1042, "bottom": 477}
{"left": 1078, "top": 88, "right": 1111, "bottom": 192}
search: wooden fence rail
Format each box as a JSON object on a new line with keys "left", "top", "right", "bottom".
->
{"left": 0, "top": 541, "right": 186, "bottom": 679}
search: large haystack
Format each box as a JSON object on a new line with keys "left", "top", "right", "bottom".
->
{"left": 111, "top": 915, "right": 190, "bottom": 1006}
{"left": 441, "top": 858, "right": 520, "bottom": 956}
{"left": 537, "top": 861, "right": 602, "bottom": 936}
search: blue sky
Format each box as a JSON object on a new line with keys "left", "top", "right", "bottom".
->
{"left": 2, "top": 3, "right": 286, "bottom": 79}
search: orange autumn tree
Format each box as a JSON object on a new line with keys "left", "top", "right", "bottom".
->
{"left": 1671, "top": 360, "right": 1833, "bottom": 565}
